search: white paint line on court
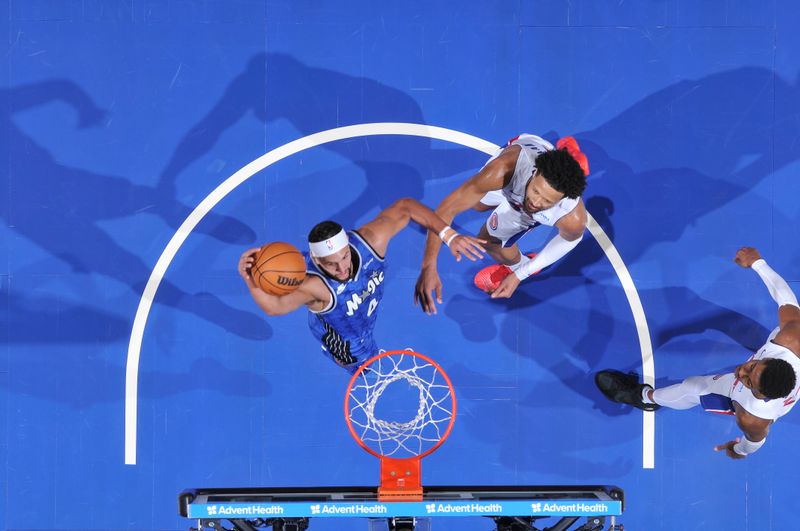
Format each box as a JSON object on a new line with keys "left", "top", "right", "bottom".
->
{"left": 586, "top": 218, "right": 656, "bottom": 469}
{"left": 125, "top": 123, "right": 654, "bottom": 468}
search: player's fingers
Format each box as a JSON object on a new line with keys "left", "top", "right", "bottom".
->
{"left": 470, "top": 244, "right": 486, "bottom": 259}
{"left": 460, "top": 244, "right": 480, "bottom": 261}
{"left": 453, "top": 246, "right": 470, "bottom": 261}
{"left": 420, "top": 290, "right": 431, "bottom": 313}
{"left": 464, "top": 236, "right": 486, "bottom": 249}
{"left": 471, "top": 240, "right": 487, "bottom": 252}
{"left": 423, "top": 298, "right": 434, "bottom": 315}
{"left": 421, "top": 290, "right": 434, "bottom": 315}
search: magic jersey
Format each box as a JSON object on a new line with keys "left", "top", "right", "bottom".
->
{"left": 305, "top": 230, "right": 385, "bottom": 370}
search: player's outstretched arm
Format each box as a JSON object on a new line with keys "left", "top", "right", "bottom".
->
{"left": 414, "top": 146, "right": 519, "bottom": 314}
{"left": 735, "top": 246, "right": 800, "bottom": 333}
{"left": 491, "top": 200, "right": 587, "bottom": 299}
{"left": 238, "top": 248, "right": 323, "bottom": 316}
{"left": 358, "top": 198, "right": 486, "bottom": 261}
{"left": 714, "top": 403, "right": 771, "bottom": 460}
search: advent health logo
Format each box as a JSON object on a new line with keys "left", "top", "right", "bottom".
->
{"left": 425, "top": 502, "right": 504, "bottom": 514}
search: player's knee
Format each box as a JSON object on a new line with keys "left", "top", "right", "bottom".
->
{"left": 390, "top": 197, "right": 416, "bottom": 213}
{"left": 683, "top": 376, "right": 712, "bottom": 395}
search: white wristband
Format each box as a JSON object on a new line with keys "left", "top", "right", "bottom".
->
{"left": 444, "top": 232, "right": 459, "bottom": 247}
{"left": 732, "top": 435, "right": 765, "bottom": 456}
{"left": 438, "top": 226, "right": 453, "bottom": 242}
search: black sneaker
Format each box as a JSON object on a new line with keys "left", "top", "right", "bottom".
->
{"left": 595, "top": 370, "right": 660, "bottom": 411}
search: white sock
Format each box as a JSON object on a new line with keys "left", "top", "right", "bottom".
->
{"left": 641, "top": 387, "right": 655, "bottom": 404}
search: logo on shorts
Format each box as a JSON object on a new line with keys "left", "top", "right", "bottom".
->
{"left": 489, "top": 212, "right": 498, "bottom": 230}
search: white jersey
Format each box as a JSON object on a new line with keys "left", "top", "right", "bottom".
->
{"left": 491, "top": 134, "right": 579, "bottom": 227}
{"left": 729, "top": 327, "right": 800, "bottom": 420}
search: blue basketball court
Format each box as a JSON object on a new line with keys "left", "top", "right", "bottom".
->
{"left": 2, "top": 1, "right": 799, "bottom": 530}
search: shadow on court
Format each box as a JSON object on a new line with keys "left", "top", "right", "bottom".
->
{"left": 157, "top": 53, "right": 485, "bottom": 226}
{"left": 0, "top": 79, "right": 269, "bottom": 341}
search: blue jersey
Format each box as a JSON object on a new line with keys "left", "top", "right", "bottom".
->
{"left": 306, "top": 230, "right": 386, "bottom": 372}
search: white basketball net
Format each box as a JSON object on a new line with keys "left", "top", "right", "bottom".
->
{"left": 347, "top": 352, "right": 454, "bottom": 458}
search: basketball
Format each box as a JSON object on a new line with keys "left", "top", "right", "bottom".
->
{"left": 250, "top": 242, "right": 307, "bottom": 296}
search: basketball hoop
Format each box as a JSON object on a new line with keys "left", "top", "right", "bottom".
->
{"left": 344, "top": 350, "right": 456, "bottom": 501}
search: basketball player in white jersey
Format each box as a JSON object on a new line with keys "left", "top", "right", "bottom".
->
{"left": 596, "top": 247, "right": 800, "bottom": 459}
{"left": 413, "top": 134, "right": 590, "bottom": 314}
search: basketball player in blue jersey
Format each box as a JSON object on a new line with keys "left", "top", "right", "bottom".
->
{"left": 414, "top": 134, "right": 589, "bottom": 314}
{"left": 238, "top": 198, "right": 486, "bottom": 373}
{"left": 596, "top": 247, "right": 800, "bottom": 459}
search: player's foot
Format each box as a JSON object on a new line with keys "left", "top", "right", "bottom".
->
{"left": 473, "top": 253, "right": 540, "bottom": 293}
{"left": 556, "top": 136, "right": 590, "bottom": 176}
{"left": 556, "top": 135, "right": 581, "bottom": 153}
{"left": 594, "top": 370, "right": 660, "bottom": 411}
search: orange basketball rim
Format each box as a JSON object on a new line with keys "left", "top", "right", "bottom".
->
{"left": 344, "top": 350, "right": 457, "bottom": 501}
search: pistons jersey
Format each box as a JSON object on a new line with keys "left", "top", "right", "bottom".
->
{"left": 729, "top": 327, "right": 800, "bottom": 420}
{"left": 305, "top": 230, "right": 385, "bottom": 371}
{"left": 498, "top": 133, "right": 579, "bottom": 227}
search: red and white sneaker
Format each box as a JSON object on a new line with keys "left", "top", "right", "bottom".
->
{"left": 473, "top": 253, "right": 541, "bottom": 293}
{"left": 556, "top": 136, "right": 590, "bottom": 176}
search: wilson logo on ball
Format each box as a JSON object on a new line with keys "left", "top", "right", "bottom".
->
{"left": 277, "top": 275, "right": 303, "bottom": 286}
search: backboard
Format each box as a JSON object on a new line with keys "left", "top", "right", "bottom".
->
{"left": 179, "top": 484, "right": 624, "bottom": 530}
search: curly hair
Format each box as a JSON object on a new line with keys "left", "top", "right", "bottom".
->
{"left": 308, "top": 220, "right": 344, "bottom": 243}
{"left": 535, "top": 149, "right": 587, "bottom": 199}
{"left": 759, "top": 358, "right": 797, "bottom": 399}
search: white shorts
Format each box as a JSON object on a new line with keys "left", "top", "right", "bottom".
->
{"left": 480, "top": 191, "right": 537, "bottom": 248}
{"left": 696, "top": 373, "right": 738, "bottom": 414}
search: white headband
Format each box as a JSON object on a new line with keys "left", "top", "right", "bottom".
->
{"left": 309, "top": 229, "right": 349, "bottom": 258}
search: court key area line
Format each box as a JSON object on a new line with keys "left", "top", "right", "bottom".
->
{"left": 124, "top": 122, "right": 655, "bottom": 468}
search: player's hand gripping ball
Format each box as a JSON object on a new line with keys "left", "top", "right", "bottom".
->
{"left": 250, "top": 242, "right": 306, "bottom": 296}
